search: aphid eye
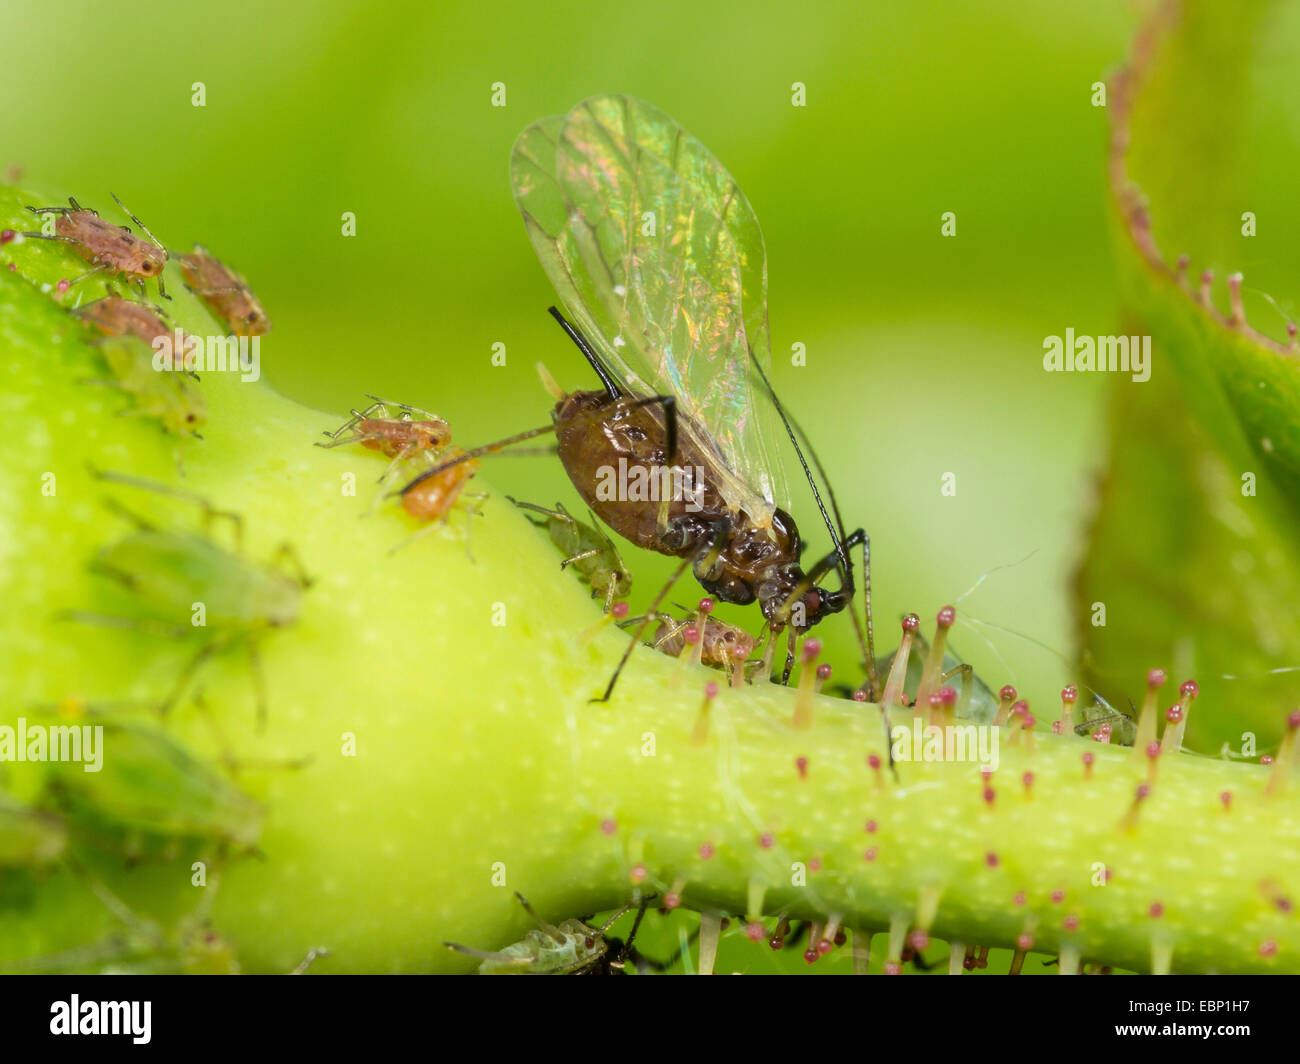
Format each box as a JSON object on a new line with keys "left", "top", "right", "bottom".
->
{"left": 186, "top": 413, "right": 197, "bottom": 422}
{"left": 584, "top": 937, "right": 595, "bottom": 949}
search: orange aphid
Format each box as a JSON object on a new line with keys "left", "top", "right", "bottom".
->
{"left": 400, "top": 447, "right": 481, "bottom": 523}
{"left": 25, "top": 195, "right": 168, "bottom": 296}
{"left": 75, "top": 292, "right": 188, "bottom": 353}
{"left": 178, "top": 245, "right": 270, "bottom": 336}
{"left": 318, "top": 397, "right": 452, "bottom": 479}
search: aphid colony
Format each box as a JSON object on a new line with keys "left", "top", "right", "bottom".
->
{"left": 3, "top": 467, "right": 310, "bottom": 970}
{"left": 0, "top": 695, "right": 269, "bottom": 972}
{"left": 14, "top": 193, "right": 271, "bottom": 451}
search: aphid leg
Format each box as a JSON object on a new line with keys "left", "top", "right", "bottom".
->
{"left": 97, "top": 494, "right": 161, "bottom": 532}
{"left": 780, "top": 627, "right": 798, "bottom": 685}
{"left": 508, "top": 498, "right": 559, "bottom": 527}
{"left": 619, "top": 894, "right": 655, "bottom": 941}
{"left": 387, "top": 506, "right": 461, "bottom": 555}
{"left": 191, "top": 688, "right": 311, "bottom": 774}
{"left": 68, "top": 263, "right": 109, "bottom": 287}
{"left": 189, "top": 283, "right": 247, "bottom": 297}
{"left": 18, "top": 231, "right": 77, "bottom": 243}
{"left": 772, "top": 527, "right": 872, "bottom": 687}
{"left": 605, "top": 895, "right": 655, "bottom": 971}
{"left": 75, "top": 864, "right": 166, "bottom": 948}
{"left": 628, "top": 920, "right": 703, "bottom": 975}
{"left": 268, "top": 542, "right": 314, "bottom": 589}
{"left": 456, "top": 492, "right": 489, "bottom": 563}
{"left": 24, "top": 201, "right": 78, "bottom": 216}
{"left": 288, "top": 947, "right": 329, "bottom": 975}
{"left": 595, "top": 555, "right": 694, "bottom": 703}
{"left": 159, "top": 642, "right": 219, "bottom": 718}
{"left": 248, "top": 640, "right": 269, "bottom": 732}
{"left": 942, "top": 662, "right": 974, "bottom": 719}
{"left": 317, "top": 402, "right": 385, "bottom": 444}
{"left": 375, "top": 440, "right": 422, "bottom": 484}
{"left": 560, "top": 547, "right": 602, "bottom": 571}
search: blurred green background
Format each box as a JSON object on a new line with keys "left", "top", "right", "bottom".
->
{"left": 1, "top": 1, "right": 1148, "bottom": 720}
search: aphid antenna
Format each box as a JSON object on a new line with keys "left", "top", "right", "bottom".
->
{"left": 957, "top": 608, "right": 1122, "bottom": 712}
{"left": 513, "top": 891, "right": 568, "bottom": 944}
{"left": 109, "top": 192, "right": 166, "bottom": 253}
{"left": 56, "top": 609, "right": 190, "bottom": 642}
{"left": 362, "top": 394, "right": 444, "bottom": 421}
{"left": 746, "top": 351, "right": 845, "bottom": 563}
{"left": 441, "top": 941, "right": 531, "bottom": 967}
{"left": 109, "top": 192, "right": 170, "bottom": 300}
{"left": 747, "top": 351, "right": 879, "bottom": 700}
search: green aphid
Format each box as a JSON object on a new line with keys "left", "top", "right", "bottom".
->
{"left": 876, "top": 631, "right": 1000, "bottom": 723}
{"left": 67, "top": 469, "right": 312, "bottom": 725}
{"left": 92, "top": 335, "right": 206, "bottom": 440}
{"left": 1074, "top": 694, "right": 1138, "bottom": 746}
{"left": 8, "top": 876, "right": 242, "bottom": 975}
{"left": 445, "top": 892, "right": 648, "bottom": 975}
{"left": 45, "top": 718, "right": 263, "bottom": 851}
{"left": 0, "top": 793, "right": 67, "bottom": 868}
{"left": 14, "top": 915, "right": 242, "bottom": 976}
{"left": 510, "top": 499, "right": 631, "bottom": 611}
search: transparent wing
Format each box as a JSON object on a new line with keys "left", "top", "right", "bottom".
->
{"left": 510, "top": 94, "right": 787, "bottom": 521}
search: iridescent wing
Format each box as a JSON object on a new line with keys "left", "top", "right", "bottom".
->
{"left": 510, "top": 94, "right": 787, "bottom": 524}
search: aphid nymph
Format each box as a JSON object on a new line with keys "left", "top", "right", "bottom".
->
{"left": 177, "top": 245, "right": 271, "bottom": 336}
{"left": 24, "top": 194, "right": 169, "bottom": 298}
{"left": 444, "top": 892, "right": 651, "bottom": 975}
{"left": 510, "top": 498, "right": 631, "bottom": 611}
{"left": 317, "top": 395, "right": 451, "bottom": 483}
{"left": 63, "top": 469, "right": 312, "bottom": 728}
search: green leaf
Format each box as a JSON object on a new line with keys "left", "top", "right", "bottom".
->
{"left": 1080, "top": 0, "right": 1300, "bottom": 747}
{"left": 1078, "top": 371, "right": 1300, "bottom": 751}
